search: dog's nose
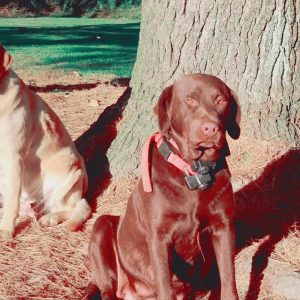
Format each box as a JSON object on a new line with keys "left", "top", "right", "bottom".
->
{"left": 200, "top": 122, "right": 219, "bottom": 137}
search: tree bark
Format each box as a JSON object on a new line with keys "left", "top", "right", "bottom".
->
{"left": 108, "top": 0, "right": 300, "bottom": 177}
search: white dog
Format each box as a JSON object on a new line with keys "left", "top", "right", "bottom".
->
{"left": 0, "top": 45, "right": 91, "bottom": 239}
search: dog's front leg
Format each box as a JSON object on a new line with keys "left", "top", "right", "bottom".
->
{"left": 211, "top": 220, "right": 238, "bottom": 300}
{"left": 0, "top": 155, "right": 23, "bottom": 239}
{"left": 148, "top": 233, "right": 175, "bottom": 300}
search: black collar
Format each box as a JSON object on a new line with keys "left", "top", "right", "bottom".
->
{"left": 157, "top": 137, "right": 227, "bottom": 191}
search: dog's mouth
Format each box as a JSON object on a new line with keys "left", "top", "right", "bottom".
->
{"left": 196, "top": 142, "right": 216, "bottom": 151}
{"left": 169, "top": 131, "right": 225, "bottom": 162}
{"left": 191, "top": 142, "right": 221, "bottom": 161}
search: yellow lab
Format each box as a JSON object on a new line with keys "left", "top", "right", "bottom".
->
{"left": 0, "top": 45, "right": 91, "bottom": 239}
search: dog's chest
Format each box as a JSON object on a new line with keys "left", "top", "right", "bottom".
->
{"left": 169, "top": 196, "right": 204, "bottom": 258}
{"left": 168, "top": 184, "right": 224, "bottom": 258}
{"left": 172, "top": 229, "right": 201, "bottom": 262}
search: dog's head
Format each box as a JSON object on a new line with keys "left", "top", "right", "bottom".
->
{"left": 0, "top": 45, "right": 12, "bottom": 78}
{"left": 154, "top": 74, "right": 240, "bottom": 162}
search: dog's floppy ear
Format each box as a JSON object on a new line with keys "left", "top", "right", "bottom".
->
{"left": 0, "top": 45, "right": 12, "bottom": 77}
{"left": 154, "top": 84, "right": 173, "bottom": 133}
{"left": 226, "top": 90, "right": 241, "bottom": 139}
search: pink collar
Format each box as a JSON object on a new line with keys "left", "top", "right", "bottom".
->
{"left": 141, "top": 133, "right": 197, "bottom": 192}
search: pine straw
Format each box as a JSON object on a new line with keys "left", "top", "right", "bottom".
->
{"left": 0, "top": 69, "right": 131, "bottom": 300}
{"left": 0, "top": 82, "right": 299, "bottom": 299}
{"left": 238, "top": 227, "right": 300, "bottom": 300}
{"left": 0, "top": 218, "right": 90, "bottom": 300}
{"left": 1, "top": 134, "right": 298, "bottom": 299}
{"left": 270, "top": 226, "right": 300, "bottom": 273}
{"left": 227, "top": 130, "right": 290, "bottom": 181}
{"left": 0, "top": 177, "right": 136, "bottom": 300}
{"left": 235, "top": 227, "right": 300, "bottom": 300}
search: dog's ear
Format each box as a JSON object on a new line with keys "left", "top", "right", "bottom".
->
{"left": 226, "top": 90, "right": 241, "bottom": 139}
{"left": 154, "top": 84, "right": 173, "bottom": 133}
{"left": 0, "top": 45, "right": 12, "bottom": 77}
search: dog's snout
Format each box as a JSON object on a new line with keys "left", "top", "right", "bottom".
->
{"left": 200, "top": 122, "right": 219, "bottom": 137}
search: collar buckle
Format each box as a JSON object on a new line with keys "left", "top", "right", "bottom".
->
{"left": 185, "top": 160, "right": 216, "bottom": 191}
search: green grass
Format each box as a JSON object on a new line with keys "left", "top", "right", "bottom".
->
{"left": 0, "top": 17, "right": 140, "bottom": 77}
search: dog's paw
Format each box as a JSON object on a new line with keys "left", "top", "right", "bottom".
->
{"left": 0, "top": 229, "right": 13, "bottom": 240}
{"left": 62, "top": 220, "right": 78, "bottom": 231}
{"left": 39, "top": 213, "right": 60, "bottom": 227}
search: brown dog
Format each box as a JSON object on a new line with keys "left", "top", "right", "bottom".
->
{"left": 84, "top": 74, "right": 240, "bottom": 299}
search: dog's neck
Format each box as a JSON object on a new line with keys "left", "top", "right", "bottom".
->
{"left": 165, "top": 129, "right": 190, "bottom": 160}
{"left": 157, "top": 135, "right": 227, "bottom": 191}
{"left": 141, "top": 132, "right": 229, "bottom": 193}
{"left": 166, "top": 129, "right": 230, "bottom": 162}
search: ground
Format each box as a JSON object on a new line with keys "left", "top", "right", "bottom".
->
{"left": 0, "top": 69, "right": 299, "bottom": 300}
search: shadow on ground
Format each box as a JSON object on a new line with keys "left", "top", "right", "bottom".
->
{"left": 232, "top": 148, "right": 300, "bottom": 299}
{"left": 207, "top": 149, "right": 300, "bottom": 299}
{"left": 75, "top": 86, "right": 132, "bottom": 212}
{"left": 29, "top": 78, "right": 130, "bottom": 93}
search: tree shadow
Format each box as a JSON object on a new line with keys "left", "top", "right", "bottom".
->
{"left": 29, "top": 82, "right": 99, "bottom": 93}
{"left": 75, "top": 86, "right": 131, "bottom": 212}
{"left": 28, "top": 77, "right": 130, "bottom": 93}
{"left": 233, "top": 148, "right": 300, "bottom": 299}
{"left": 200, "top": 149, "right": 300, "bottom": 299}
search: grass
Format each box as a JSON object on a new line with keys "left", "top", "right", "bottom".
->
{"left": 0, "top": 17, "right": 140, "bottom": 77}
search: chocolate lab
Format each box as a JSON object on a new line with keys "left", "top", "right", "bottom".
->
{"left": 84, "top": 74, "right": 240, "bottom": 299}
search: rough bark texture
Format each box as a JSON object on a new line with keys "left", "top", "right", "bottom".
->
{"left": 108, "top": 0, "right": 300, "bottom": 177}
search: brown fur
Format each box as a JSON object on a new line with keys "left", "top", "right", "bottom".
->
{"left": 85, "top": 74, "right": 240, "bottom": 299}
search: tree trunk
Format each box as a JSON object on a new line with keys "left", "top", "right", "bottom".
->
{"left": 108, "top": 0, "right": 300, "bottom": 177}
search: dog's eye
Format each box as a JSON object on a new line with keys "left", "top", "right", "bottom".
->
{"left": 215, "top": 97, "right": 227, "bottom": 105}
{"left": 185, "top": 97, "right": 196, "bottom": 104}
